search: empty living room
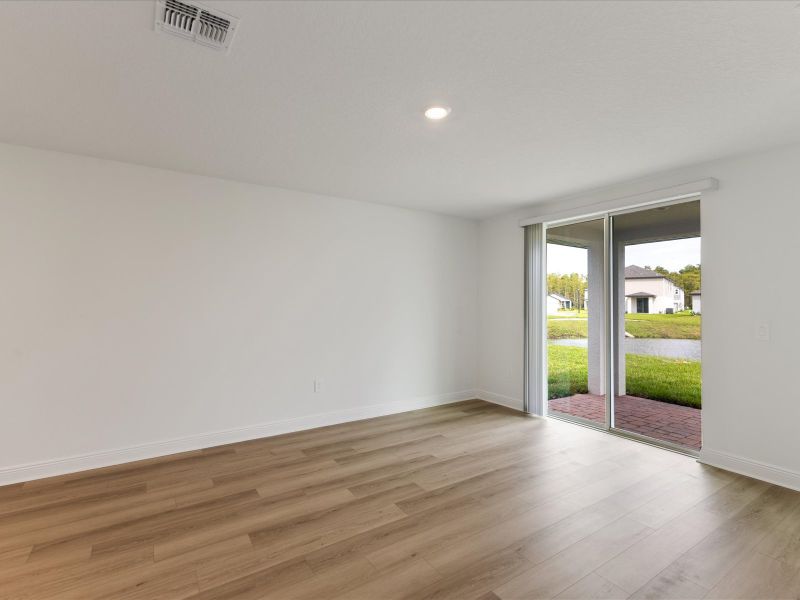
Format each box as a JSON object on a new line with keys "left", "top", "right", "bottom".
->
{"left": 2, "top": 1, "right": 800, "bottom": 598}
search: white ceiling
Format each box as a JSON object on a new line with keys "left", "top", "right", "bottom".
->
{"left": 2, "top": 1, "right": 800, "bottom": 219}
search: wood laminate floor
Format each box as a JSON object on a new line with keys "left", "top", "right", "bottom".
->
{"left": 1, "top": 400, "right": 799, "bottom": 599}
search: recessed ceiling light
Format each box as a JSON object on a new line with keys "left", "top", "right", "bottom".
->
{"left": 424, "top": 106, "right": 451, "bottom": 120}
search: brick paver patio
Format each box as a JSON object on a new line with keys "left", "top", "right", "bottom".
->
{"left": 549, "top": 393, "right": 701, "bottom": 450}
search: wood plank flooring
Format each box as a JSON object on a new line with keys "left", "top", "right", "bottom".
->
{"left": 1, "top": 400, "right": 799, "bottom": 599}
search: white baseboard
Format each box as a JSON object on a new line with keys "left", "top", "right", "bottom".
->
{"left": 475, "top": 389, "right": 523, "bottom": 412}
{"left": 0, "top": 390, "right": 478, "bottom": 486}
{"left": 699, "top": 448, "right": 800, "bottom": 492}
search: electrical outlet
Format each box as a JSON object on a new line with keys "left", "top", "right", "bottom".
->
{"left": 755, "top": 321, "right": 770, "bottom": 341}
{"left": 314, "top": 379, "right": 323, "bottom": 393}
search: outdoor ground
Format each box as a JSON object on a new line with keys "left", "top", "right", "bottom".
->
{"left": 547, "top": 309, "right": 702, "bottom": 449}
{"left": 548, "top": 345, "right": 701, "bottom": 407}
{"left": 547, "top": 310, "right": 701, "bottom": 408}
{"left": 549, "top": 393, "right": 702, "bottom": 449}
{"left": 548, "top": 310, "right": 700, "bottom": 340}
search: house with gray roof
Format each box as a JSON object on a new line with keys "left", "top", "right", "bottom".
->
{"left": 546, "top": 292, "right": 572, "bottom": 314}
{"left": 624, "top": 265, "right": 684, "bottom": 314}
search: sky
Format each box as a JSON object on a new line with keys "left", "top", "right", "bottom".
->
{"left": 547, "top": 237, "right": 701, "bottom": 276}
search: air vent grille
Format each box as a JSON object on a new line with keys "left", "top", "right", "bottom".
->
{"left": 154, "top": 0, "right": 239, "bottom": 52}
{"left": 198, "top": 10, "right": 230, "bottom": 44}
{"left": 163, "top": 0, "right": 197, "bottom": 34}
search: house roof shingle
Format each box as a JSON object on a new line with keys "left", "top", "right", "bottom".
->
{"left": 624, "top": 265, "right": 666, "bottom": 279}
{"left": 548, "top": 292, "right": 570, "bottom": 302}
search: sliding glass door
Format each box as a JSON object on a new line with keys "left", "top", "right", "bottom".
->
{"left": 545, "top": 218, "right": 607, "bottom": 428}
{"left": 610, "top": 201, "right": 701, "bottom": 451}
{"left": 542, "top": 199, "right": 702, "bottom": 453}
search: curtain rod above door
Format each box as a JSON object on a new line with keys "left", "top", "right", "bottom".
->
{"left": 518, "top": 178, "right": 718, "bottom": 227}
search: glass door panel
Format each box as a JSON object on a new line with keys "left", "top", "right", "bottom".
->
{"left": 610, "top": 201, "right": 702, "bottom": 450}
{"left": 545, "top": 218, "right": 606, "bottom": 427}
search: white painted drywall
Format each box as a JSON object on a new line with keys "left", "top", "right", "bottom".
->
{"left": 4, "top": 138, "right": 799, "bottom": 490}
{"left": 0, "top": 143, "right": 478, "bottom": 476}
{"left": 478, "top": 142, "right": 800, "bottom": 480}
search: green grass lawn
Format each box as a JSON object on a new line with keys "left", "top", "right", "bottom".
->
{"left": 547, "top": 310, "right": 700, "bottom": 340}
{"left": 547, "top": 319, "right": 589, "bottom": 339}
{"left": 547, "top": 345, "right": 701, "bottom": 408}
{"left": 547, "top": 310, "right": 587, "bottom": 319}
{"left": 625, "top": 312, "right": 701, "bottom": 340}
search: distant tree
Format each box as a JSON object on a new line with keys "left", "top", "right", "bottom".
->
{"left": 652, "top": 264, "right": 701, "bottom": 309}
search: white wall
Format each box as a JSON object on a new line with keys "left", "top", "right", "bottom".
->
{"left": 478, "top": 142, "right": 800, "bottom": 488}
{"left": 0, "top": 143, "right": 478, "bottom": 482}
{"left": 5, "top": 139, "right": 799, "bottom": 492}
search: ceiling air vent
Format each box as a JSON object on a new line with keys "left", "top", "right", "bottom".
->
{"left": 154, "top": 0, "right": 239, "bottom": 52}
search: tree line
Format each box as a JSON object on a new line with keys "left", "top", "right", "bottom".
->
{"left": 547, "top": 264, "right": 701, "bottom": 311}
{"left": 547, "top": 273, "right": 588, "bottom": 311}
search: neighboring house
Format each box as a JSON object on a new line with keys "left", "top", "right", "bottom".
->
{"left": 691, "top": 290, "right": 701, "bottom": 314}
{"left": 624, "top": 265, "right": 684, "bottom": 314}
{"left": 547, "top": 292, "right": 572, "bottom": 314}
